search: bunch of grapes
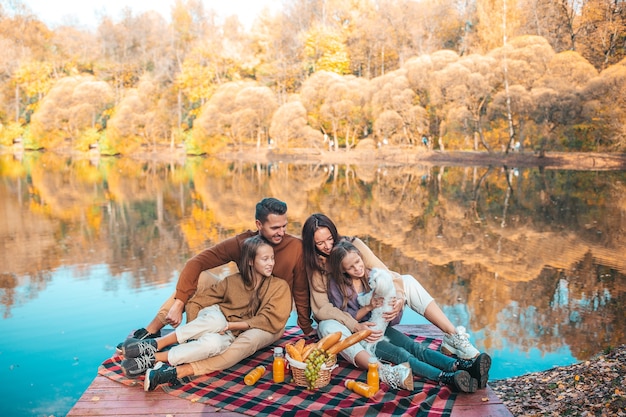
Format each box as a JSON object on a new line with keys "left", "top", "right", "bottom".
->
{"left": 303, "top": 348, "right": 328, "bottom": 389}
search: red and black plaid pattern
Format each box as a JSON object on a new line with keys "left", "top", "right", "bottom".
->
{"left": 99, "top": 327, "right": 456, "bottom": 417}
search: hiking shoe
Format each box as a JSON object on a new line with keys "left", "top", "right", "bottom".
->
{"left": 439, "top": 370, "right": 478, "bottom": 393}
{"left": 120, "top": 354, "right": 156, "bottom": 378}
{"left": 145, "top": 362, "right": 178, "bottom": 391}
{"left": 380, "top": 362, "right": 414, "bottom": 391}
{"left": 441, "top": 326, "right": 480, "bottom": 359}
{"left": 455, "top": 352, "right": 491, "bottom": 389}
{"left": 116, "top": 328, "right": 161, "bottom": 355}
{"left": 120, "top": 338, "right": 158, "bottom": 359}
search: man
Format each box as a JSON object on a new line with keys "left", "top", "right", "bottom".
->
{"left": 119, "top": 197, "right": 313, "bottom": 387}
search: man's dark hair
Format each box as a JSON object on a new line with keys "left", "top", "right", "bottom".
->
{"left": 255, "top": 198, "right": 287, "bottom": 223}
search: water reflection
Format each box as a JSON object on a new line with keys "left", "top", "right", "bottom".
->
{"left": 1, "top": 151, "right": 624, "bottom": 413}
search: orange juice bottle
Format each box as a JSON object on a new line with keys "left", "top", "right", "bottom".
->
{"left": 272, "top": 347, "right": 285, "bottom": 383}
{"left": 345, "top": 379, "right": 376, "bottom": 398}
{"left": 367, "top": 357, "right": 380, "bottom": 392}
{"left": 244, "top": 365, "right": 265, "bottom": 385}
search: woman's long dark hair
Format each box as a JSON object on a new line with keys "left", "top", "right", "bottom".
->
{"left": 302, "top": 213, "right": 341, "bottom": 291}
{"left": 327, "top": 240, "right": 370, "bottom": 310}
{"left": 238, "top": 235, "right": 272, "bottom": 317}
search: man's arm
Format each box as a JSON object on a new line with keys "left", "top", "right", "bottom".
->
{"left": 175, "top": 233, "right": 248, "bottom": 303}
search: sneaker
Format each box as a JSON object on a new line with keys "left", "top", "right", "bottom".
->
{"left": 145, "top": 362, "right": 178, "bottom": 391}
{"left": 116, "top": 328, "right": 161, "bottom": 355}
{"left": 380, "top": 362, "right": 414, "bottom": 391}
{"left": 439, "top": 370, "right": 478, "bottom": 393}
{"left": 441, "top": 326, "right": 480, "bottom": 359}
{"left": 455, "top": 352, "right": 491, "bottom": 389}
{"left": 120, "top": 354, "right": 156, "bottom": 378}
{"left": 121, "top": 338, "right": 158, "bottom": 359}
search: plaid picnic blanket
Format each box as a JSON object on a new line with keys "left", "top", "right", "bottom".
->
{"left": 99, "top": 327, "right": 456, "bottom": 417}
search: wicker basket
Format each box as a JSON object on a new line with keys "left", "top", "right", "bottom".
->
{"left": 286, "top": 353, "right": 337, "bottom": 389}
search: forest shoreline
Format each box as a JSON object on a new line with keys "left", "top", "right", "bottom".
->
{"left": 3, "top": 146, "right": 626, "bottom": 171}
{"left": 217, "top": 148, "right": 626, "bottom": 171}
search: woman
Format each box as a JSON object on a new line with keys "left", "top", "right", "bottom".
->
{"left": 327, "top": 241, "right": 491, "bottom": 392}
{"left": 118, "top": 235, "right": 292, "bottom": 391}
{"left": 302, "top": 213, "right": 480, "bottom": 359}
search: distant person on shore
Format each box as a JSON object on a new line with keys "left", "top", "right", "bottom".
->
{"left": 118, "top": 235, "right": 292, "bottom": 391}
{"left": 116, "top": 197, "right": 314, "bottom": 385}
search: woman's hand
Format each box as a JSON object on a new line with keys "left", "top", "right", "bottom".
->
{"left": 382, "top": 297, "right": 404, "bottom": 322}
{"left": 355, "top": 322, "right": 383, "bottom": 343}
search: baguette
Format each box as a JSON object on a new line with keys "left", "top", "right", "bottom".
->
{"left": 294, "top": 338, "right": 306, "bottom": 355}
{"left": 285, "top": 343, "right": 303, "bottom": 361}
{"left": 301, "top": 343, "right": 316, "bottom": 361}
{"left": 326, "top": 329, "right": 373, "bottom": 355}
{"left": 316, "top": 331, "right": 342, "bottom": 351}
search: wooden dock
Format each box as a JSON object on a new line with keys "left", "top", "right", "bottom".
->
{"left": 68, "top": 325, "right": 513, "bottom": 417}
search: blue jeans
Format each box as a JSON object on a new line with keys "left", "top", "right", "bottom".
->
{"left": 375, "top": 326, "right": 456, "bottom": 381}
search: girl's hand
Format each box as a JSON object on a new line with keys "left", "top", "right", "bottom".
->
{"left": 369, "top": 296, "right": 384, "bottom": 310}
{"left": 382, "top": 297, "right": 404, "bottom": 322}
{"left": 219, "top": 322, "right": 229, "bottom": 335}
{"left": 165, "top": 299, "right": 185, "bottom": 328}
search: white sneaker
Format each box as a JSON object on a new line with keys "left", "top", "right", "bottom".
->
{"left": 441, "top": 326, "right": 480, "bottom": 359}
{"left": 380, "top": 362, "right": 414, "bottom": 391}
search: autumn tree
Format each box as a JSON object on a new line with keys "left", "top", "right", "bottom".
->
{"left": 370, "top": 70, "right": 428, "bottom": 146}
{"left": 299, "top": 70, "right": 344, "bottom": 145}
{"left": 516, "top": 0, "right": 578, "bottom": 52}
{"left": 191, "top": 81, "right": 253, "bottom": 153}
{"left": 232, "top": 85, "right": 278, "bottom": 150}
{"left": 582, "top": 58, "right": 626, "bottom": 151}
{"left": 269, "top": 100, "right": 323, "bottom": 149}
{"left": 405, "top": 50, "right": 461, "bottom": 148}
{"left": 104, "top": 75, "right": 170, "bottom": 154}
{"left": 575, "top": 0, "right": 626, "bottom": 70}
{"left": 29, "top": 75, "right": 114, "bottom": 150}
{"left": 302, "top": 24, "right": 350, "bottom": 75}
{"left": 473, "top": 0, "right": 523, "bottom": 53}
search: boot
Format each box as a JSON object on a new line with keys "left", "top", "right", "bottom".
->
{"left": 380, "top": 362, "right": 414, "bottom": 391}
{"left": 455, "top": 352, "right": 491, "bottom": 389}
{"left": 144, "top": 362, "right": 178, "bottom": 391}
{"left": 439, "top": 370, "right": 478, "bottom": 393}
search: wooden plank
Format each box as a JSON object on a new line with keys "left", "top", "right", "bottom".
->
{"left": 69, "top": 324, "right": 513, "bottom": 417}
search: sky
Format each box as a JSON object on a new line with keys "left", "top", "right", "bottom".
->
{"left": 23, "top": 0, "right": 277, "bottom": 30}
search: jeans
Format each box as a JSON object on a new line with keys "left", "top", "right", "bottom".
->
{"left": 374, "top": 326, "right": 456, "bottom": 381}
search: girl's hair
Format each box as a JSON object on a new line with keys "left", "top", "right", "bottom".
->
{"left": 327, "top": 240, "right": 370, "bottom": 310}
{"left": 301, "top": 213, "right": 341, "bottom": 292}
{"left": 238, "top": 235, "right": 273, "bottom": 316}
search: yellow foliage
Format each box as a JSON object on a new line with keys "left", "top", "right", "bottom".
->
{"left": 14, "top": 61, "right": 54, "bottom": 98}
{"left": 303, "top": 26, "right": 351, "bottom": 75}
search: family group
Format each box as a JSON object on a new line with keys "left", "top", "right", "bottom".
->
{"left": 117, "top": 197, "right": 491, "bottom": 394}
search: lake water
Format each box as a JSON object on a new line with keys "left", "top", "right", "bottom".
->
{"left": 1, "top": 152, "right": 624, "bottom": 416}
